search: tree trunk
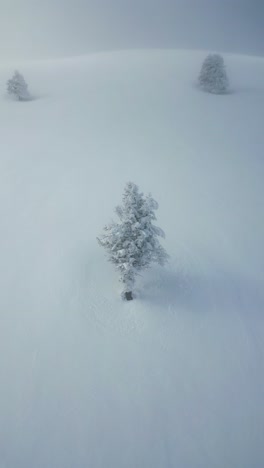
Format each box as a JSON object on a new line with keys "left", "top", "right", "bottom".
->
{"left": 125, "top": 291, "right": 133, "bottom": 301}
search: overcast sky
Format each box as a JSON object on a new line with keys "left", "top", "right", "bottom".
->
{"left": 0, "top": 0, "right": 263, "bottom": 60}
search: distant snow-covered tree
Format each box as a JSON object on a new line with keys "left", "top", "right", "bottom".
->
{"left": 97, "top": 182, "right": 169, "bottom": 300}
{"left": 7, "top": 71, "right": 31, "bottom": 101}
{"left": 198, "top": 54, "right": 229, "bottom": 94}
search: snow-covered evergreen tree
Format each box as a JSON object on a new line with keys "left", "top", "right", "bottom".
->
{"left": 198, "top": 54, "right": 229, "bottom": 94}
{"left": 97, "top": 182, "right": 169, "bottom": 300}
{"left": 7, "top": 71, "right": 31, "bottom": 101}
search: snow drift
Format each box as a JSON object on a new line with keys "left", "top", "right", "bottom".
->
{"left": 0, "top": 49, "right": 263, "bottom": 468}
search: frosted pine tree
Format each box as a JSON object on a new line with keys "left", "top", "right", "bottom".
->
{"left": 7, "top": 71, "right": 31, "bottom": 101}
{"left": 198, "top": 54, "right": 229, "bottom": 94}
{"left": 97, "top": 182, "right": 169, "bottom": 300}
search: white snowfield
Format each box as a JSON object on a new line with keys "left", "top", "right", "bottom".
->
{"left": 0, "top": 49, "right": 263, "bottom": 468}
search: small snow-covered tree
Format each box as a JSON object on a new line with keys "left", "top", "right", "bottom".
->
{"left": 7, "top": 70, "right": 31, "bottom": 101}
{"left": 198, "top": 54, "right": 229, "bottom": 94}
{"left": 97, "top": 182, "right": 169, "bottom": 300}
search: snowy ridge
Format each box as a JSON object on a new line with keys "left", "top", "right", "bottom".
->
{"left": 0, "top": 49, "right": 263, "bottom": 468}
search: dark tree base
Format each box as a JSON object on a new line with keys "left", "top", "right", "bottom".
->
{"left": 125, "top": 291, "right": 133, "bottom": 301}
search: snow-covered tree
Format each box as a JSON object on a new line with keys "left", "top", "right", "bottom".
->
{"left": 7, "top": 71, "right": 31, "bottom": 101}
{"left": 198, "top": 54, "right": 229, "bottom": 94}
{"left": 97, "top": 182, "right": 169, "bottom": 300}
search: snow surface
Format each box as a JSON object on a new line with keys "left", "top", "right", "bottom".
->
{"left": 0, "top": 49, "right": 264, "bottom": 468}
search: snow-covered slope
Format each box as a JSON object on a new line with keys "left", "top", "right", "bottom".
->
{"left": 0, "top": 49, "right": 263, "bottom": 468}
